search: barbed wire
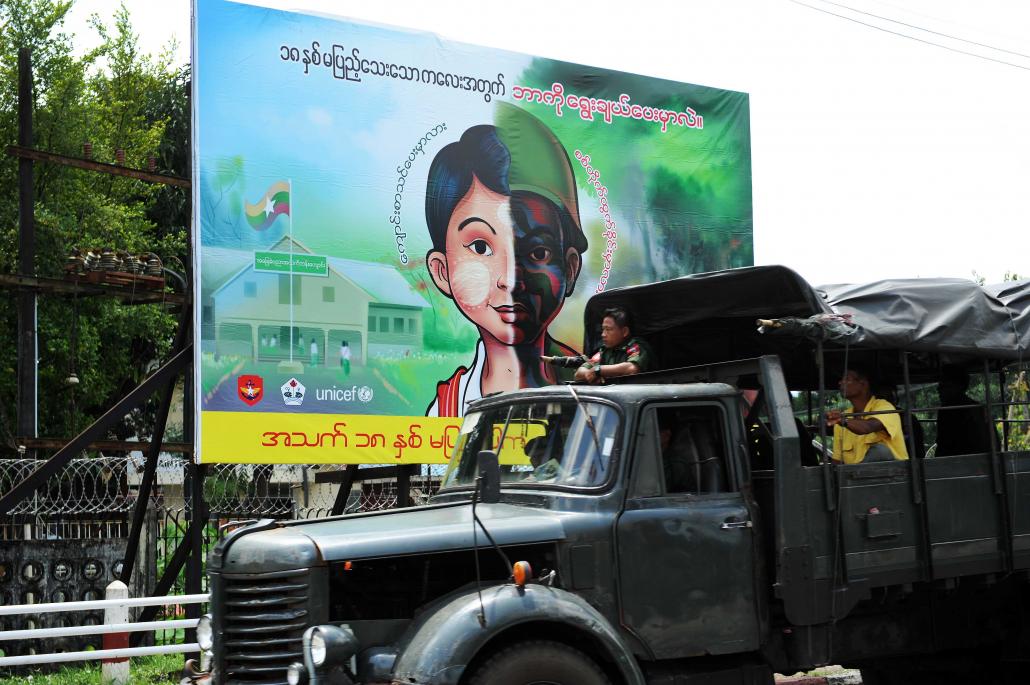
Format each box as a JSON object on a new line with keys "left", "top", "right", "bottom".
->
{"left": 0, "top": 457, "right": 440, "bottom": 518}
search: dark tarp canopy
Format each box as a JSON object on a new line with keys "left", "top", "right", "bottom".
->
{"left": 821, "top": 278, "right": 1030, "bottom": 361}
{"left": 583, "top": 265, "right": 830, "bottom": 340}
{"left": 583, "top": 266, "right": 832, "bottom": 382}
{"left": 983, "top": 279, "right": 1030, "bottom": 360}
{"left": 583, "top": 266, "right": 1029, "bottom": 387}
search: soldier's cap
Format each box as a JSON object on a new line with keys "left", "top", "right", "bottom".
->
{"left": 494, "top": 102, "right": 583, "bottom": 238}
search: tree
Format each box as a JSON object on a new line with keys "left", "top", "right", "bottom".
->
{"left": 0, "top": 0, "right": 189, "bottom": 448}
{"left": 1006, "top": 370, "right": 1029, "bottom": 452}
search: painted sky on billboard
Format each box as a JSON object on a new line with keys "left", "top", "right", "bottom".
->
{"left": 194, "top": 0, "right": 753, "bottom": 463}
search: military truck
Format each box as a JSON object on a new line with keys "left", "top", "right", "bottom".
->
{"left": 189, "top": 265, "right": 1030, "bottom": 685}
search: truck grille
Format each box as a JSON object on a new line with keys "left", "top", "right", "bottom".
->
{"left": 220, "top": 568, "right": 311, "bottom": 685}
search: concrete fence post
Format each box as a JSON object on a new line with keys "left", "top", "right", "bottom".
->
{"left": 101, "top": 580, "right": 130, "bottom": 685}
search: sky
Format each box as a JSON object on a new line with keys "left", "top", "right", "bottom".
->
{"left": 62, "top": 0, "right": 1030, "bottom": 287}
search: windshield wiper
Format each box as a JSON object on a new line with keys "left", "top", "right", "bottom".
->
{"left": 494, "top": 404, "right": 514, "bottom": 464}
{"left": 567, "top": 384, "right": 603, "bottom": 461}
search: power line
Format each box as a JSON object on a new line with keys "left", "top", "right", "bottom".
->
{"left": 787, "top": 0, "right": 1030, "bottom": 72}
{"left": 815, "top": 0, "right": 1030, "bottom": 60}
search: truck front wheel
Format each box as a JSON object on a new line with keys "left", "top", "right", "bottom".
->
{"left": 468, "top": 640, "right": 610, "bottom": 685}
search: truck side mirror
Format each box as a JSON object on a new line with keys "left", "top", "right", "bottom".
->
{"left": 476, "top": 450, "right": 501, "bottom": 504}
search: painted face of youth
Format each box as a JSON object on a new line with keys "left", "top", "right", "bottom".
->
{"left": 428, "top": 177, "right": 519, "bottom": 344}
{"left": 427, "top": 181, "right": 580, "bottom": 346}
{"left": 509, "top": 192, "right": 575, "bottom": 344}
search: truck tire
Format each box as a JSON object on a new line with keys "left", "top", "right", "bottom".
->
{"left": 467, "top": 640, "right": 610, "bottom": 685}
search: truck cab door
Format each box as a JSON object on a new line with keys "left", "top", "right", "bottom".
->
{"left": 616, "top": 402, "right": 763, "bottom": 659}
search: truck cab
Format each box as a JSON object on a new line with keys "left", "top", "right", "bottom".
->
{"left": 195, "top": 265, "right": 1030, "bottom": 685}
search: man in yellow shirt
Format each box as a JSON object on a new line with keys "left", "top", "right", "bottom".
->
{"left": 827, "top": 366, "right": 909, "bottom": 464}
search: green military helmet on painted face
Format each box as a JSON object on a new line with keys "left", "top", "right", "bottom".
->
{"left": 494, "top": 102, "right": 585, "bottom": 246}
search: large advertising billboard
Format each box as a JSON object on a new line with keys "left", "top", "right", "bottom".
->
{"left": 193, "top": 0, "right": 753, "bottom": 463}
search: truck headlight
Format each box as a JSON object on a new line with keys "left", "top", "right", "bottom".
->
{"left": 304, "top": 624, "right": 360, "bottom": 669}
{"left": 286, "top": 661, "right": 309, "bottom": 685}
{"left": 310, "top": 630, "right": 327, "bottom": 666}
{"left": 196, "top": 614, "right": 214, "bottom": 652}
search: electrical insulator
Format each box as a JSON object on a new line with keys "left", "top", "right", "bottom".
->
{"left": 145, "top": 253, "right": 163, "bottom": 277}
{"left": 100, "top": 248, "right": 118, "bottom": 271}
{"left": 66, "top": 248, "right": 85, "bottom": 273}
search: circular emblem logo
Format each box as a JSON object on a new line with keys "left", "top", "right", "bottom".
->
{"left": 82, "top": 559, "right": 104, "bottom": 581}
{"left": 53, "top": 561, "right": 73, "bottom": 582}
{"left": 358, "top": 386, "right": 374, "bottom": 403}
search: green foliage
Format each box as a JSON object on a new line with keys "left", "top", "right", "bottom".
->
{"left": 972, "top": 269, "right": 1023, "bottom": 285}
{"left": 0, "top": 1, "right": 188, "bottom": 447}
{"left": 1005, "top": 369, "right": 1029, "bottom": 451}
{"left": 0, "top": 653, "right": 182, "bottom": 684}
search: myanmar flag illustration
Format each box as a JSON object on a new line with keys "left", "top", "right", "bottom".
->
{"left": 244, "top": 181, "right": 290, "bottom": 230}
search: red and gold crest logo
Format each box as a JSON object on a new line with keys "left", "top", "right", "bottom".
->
{"left": 237, "top": 375, "right": 263, "bottom": 406}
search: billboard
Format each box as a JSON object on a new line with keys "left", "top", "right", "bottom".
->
{"left": 193, "top": 0, "right": 753, "bottom": 463}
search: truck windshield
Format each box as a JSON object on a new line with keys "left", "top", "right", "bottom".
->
{"left": 440, "top": 399, "right": 620, "bottom": 489}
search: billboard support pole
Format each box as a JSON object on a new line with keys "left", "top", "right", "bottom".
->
{"left": 397, "top": 465, "right": 412, "bottom": 508}
{"left": 120, "top": 303, "right": 192, "bottom": 585}
{"left": 330, "top": 465, "right": 358, "bottom": 515}
{"left": 184, "top": 460, "right": 206, "bottom": 644}
{"left": 16, "top": 48, "right": 38, "bottom": 459}
{"left": 128, "top": 521, "right": 197, "bottom": 647}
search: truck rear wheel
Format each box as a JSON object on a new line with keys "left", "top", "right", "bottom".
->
{"left": 468, "top": 639, "right": 610, "bottom": 685}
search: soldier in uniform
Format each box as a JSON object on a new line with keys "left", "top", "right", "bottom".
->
{"left": 575, "top": 307, "right": 653, "bottom": 384}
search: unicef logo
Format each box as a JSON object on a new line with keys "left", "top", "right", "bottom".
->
{"left": 314, "top": 385, "right": 375, "bottom": 403}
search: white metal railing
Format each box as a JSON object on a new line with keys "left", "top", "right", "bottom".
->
{"left": 0, "top": 643, "right": 201, "bottom": 667}
{"left": 0, "top": 593, "right": 210, "bottom": 616}
{"left": 0, "top": 581, "right": 209, "bottom": 677}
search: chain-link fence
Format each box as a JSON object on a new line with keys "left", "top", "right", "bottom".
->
{"left": 0, "top": 456, "right": 441, "bottom": 647}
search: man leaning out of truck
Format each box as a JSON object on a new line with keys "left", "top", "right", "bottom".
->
{"left": 575, "top": 306, "right": 653, "bottom": 384}
{"left": 826, "top": 365, "right": 909, "bottom": 464}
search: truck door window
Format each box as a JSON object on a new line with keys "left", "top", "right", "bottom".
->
{"left": 655, "top": 405, "right": 730, "bottom": 494}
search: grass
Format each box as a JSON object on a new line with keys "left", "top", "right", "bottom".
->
{"left": 0, "top": 654, "right": 183, "bottom": 684}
